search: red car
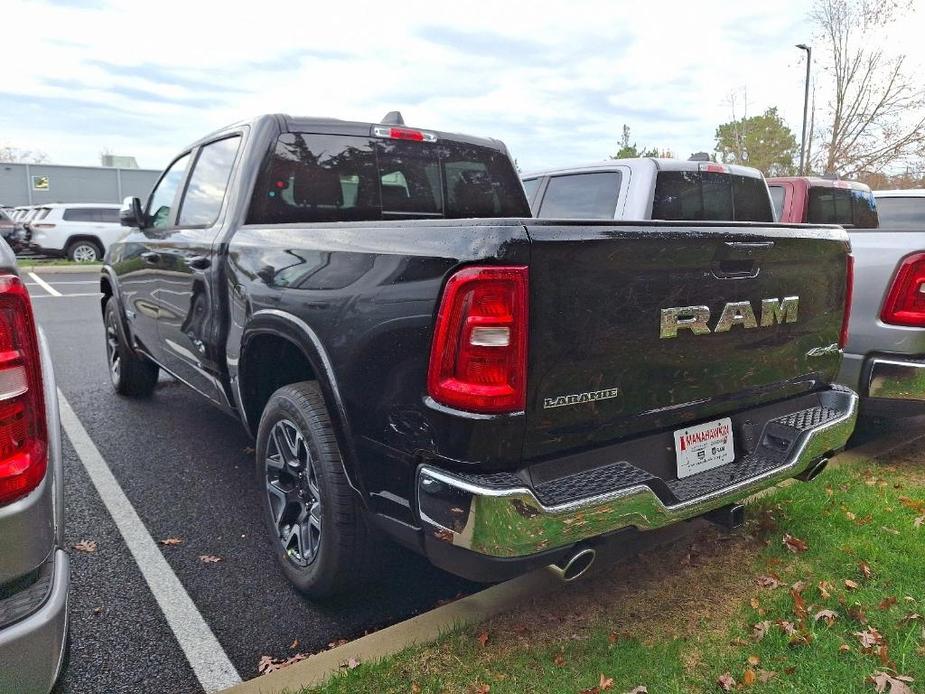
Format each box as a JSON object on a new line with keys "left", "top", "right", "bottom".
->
{"left": 766, "top": 176, "right": 878, "bottom": 228}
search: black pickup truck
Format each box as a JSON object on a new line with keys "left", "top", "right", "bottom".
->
{"left": 101, "top": 113, "right": 858, "bottom": 597}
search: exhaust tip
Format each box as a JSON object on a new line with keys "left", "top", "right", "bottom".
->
{"left": 548, "top": 547, "right": 597, "bottom": 582}
{"left": 703, "top": 503, "right": 746, "bottom": 530}
{"left": 798, "top": 457, "right": 829, "bottom": 482}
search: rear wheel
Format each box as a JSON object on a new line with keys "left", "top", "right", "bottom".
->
{"left": 256, "top": 381, "right": 377, "bottom": 598}
{"left": 104, "top": 298, "right": 158, "bottom": 396}
{"left": 67, "top": 240, "right": 102, "bottom": 262}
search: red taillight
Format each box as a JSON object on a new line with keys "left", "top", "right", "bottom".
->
{"left": 372, "top": 126, "right": 437, "bottom": 143}
{"left": 881, "top": 252, "right": 925, "bottom": 327}
{"left": 840, "top": 254, "right": 854, "bottom": 348}
{"left": 0, "top": 275, "right": 46, "bottom": 506}
{"left": 427, "top": 266, "right": 528, "bottom": 414}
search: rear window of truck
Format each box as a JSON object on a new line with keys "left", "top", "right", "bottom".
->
{"left": 873, "top": 197, "right": 925, "bottom": 230}
{"left": 807, "top": 187, "right": 878, "bottom": 228}
{"left": 247, "top": 133, "right": 529, "bottom": 224}
{"left": 651, "top": 171, "right": 773, "bottom": 222}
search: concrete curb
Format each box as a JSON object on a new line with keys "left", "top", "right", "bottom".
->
{"left": 220, "top": 569, "right": 563, "bottom": 694}
{"left": 18, "top": 264, "right": 101, "bottom": 274}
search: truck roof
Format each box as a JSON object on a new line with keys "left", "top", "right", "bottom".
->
{"left": 522, "top": 158, "right": 764, "bottom": 180}
{"left": 190, "top": 113, "right": 506, "bottom": 153}
{"left": 767, "top": 176, "right": 872, "bottom": 192}
{"left": 874, "top": 189, "right": 925, "bottom": 198}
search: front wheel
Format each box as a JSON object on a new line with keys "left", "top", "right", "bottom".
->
{"left": 104, "top": 298, "right": 159, "bottom": 396}
{"left": 256, "top": 382, "right": 377, "bottom": 598}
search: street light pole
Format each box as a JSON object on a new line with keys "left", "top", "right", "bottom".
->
{"left": 796, "top": 43, "right": 812, "bottom": 175}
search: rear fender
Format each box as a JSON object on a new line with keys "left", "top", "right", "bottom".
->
{"left": 237, "top": 309, "right": 368, "bottom": 503}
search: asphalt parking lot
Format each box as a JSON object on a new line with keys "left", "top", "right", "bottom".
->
{"left": 24, "top": 268, "right": 919, "bottom": 694}
{"left": 26, "top": 271, "right": 477, "bottom": 694}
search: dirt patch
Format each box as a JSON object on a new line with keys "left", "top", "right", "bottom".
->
{"left": 875, "top": 441, "right": 925, "bottom": 486}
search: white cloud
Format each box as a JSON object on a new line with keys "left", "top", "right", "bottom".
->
{"left": 3, "top": 0, "right": 922, "bottom": 172}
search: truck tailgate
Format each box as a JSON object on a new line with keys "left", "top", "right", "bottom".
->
{"left": 523, "top": 221, "right": 850, "bottom": 460}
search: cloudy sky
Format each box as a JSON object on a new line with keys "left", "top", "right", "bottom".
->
{"left": 3, "top": 0, "right": 922, "bottom": 173}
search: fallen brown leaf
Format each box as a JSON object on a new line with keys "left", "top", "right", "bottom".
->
{"left": 880, "top": 526, "right": 901, "bottom": 536}
{"left": 839, "top": 643, "right": 851, "bottom": 653}
{"left": 898, "top": 496, "right": 925, "bottom": 514}
{"left": 471, "top": 685, "right": 490, "bottom": 694}
{"left": 899, "top": 612, "right": 922, "bottom": 624}
{"left": 791, "top": 580, "right": 808, "bottom": 593}
{"left": 624, "top": 688, "right": 647, "bottom": 694}
{"left": 289, "top": 639, "right": 299, "bottom": 650}
{"left": 158, "top": 537, "right": 183, "bottom": 546}
{"left": 553, "top": 653, "right": 566, "bottom": 667}
{"left": 747, "top": 655, "right": 760, "bottom": 667}
{"left": 783, "top": 534, "right": 808, "bottom": 553}
{"left": 742, "top": 668, "right": 757, "bottom": 686}
{"left": 199, "top": 554, "right": 222, "bottom": 563}
{"left": 598, "top": 673, "right": 614, "bottom": 690}
{"left": 777, "top": 620, "right": 798, "bottom": 635}
{"left": 845, "top": 579, "right": 860, "bottom": 590}
{"left": 860, "top": 561, "right": 873, "bottom": 579}
{"left": 752, "top": 621, "right": 771, "bottom": 642}
{"left": 915, "top": 515, "right": 925, "bottom": 528}
{"left": 717, "top": 672, "right": 736, "bottom": 691}
{"left": 854, "top": 627, "right": 885, "bottom": 649}
{"left": 879, "top": 597, "right": 898, "bottom": 611}
{"left": 476, "top": 630, "right": 489, "bottom": 647}
{"left": 815, "top": 609, "right": 839, "bottom": 626}
{"left": 756, "top": 575, "right": 782, "bottom": 589}
{"left": 72, "top": 540, "right": 97, "bottom": 553}
{"left": 344, "top": 657, "right": 360, "bottom": 670}
{"left": 410, "top": 683, "right": 422, "bottom": 694}
{"left": 867, "top": 671, "right": 915, "bottom": 694}
{"left": 819, "top": 580, "right": 834, "bottom": 600}
{"left": 758, "top": 669, "right": 777, "bottom": 683}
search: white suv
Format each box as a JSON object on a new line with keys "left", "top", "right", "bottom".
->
{"left": 28, "top": 203, "right": 123, "bottom": 262}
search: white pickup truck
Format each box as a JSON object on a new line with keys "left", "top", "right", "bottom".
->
{"left": 521, "top": 158, "right": 774, "bottom": 222}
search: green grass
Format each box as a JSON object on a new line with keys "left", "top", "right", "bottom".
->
{"left": 300, "top": 456, "right": 925, "bottom": 694}
{"left": 17, "top": 257, "right": 101, "bottom": 268}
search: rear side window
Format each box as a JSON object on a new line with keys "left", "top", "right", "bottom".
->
{"left": 807, "top": 187, "right": 878, "bottom": 228}
{"left": 537, "top": 172, "right": 620, "bottom": 219}
{"left": 178, "top": 136, "right": 241, "bottom": 226}
{"left": 769, "top": 185, "right": 785, "bottom": 219}
{"left": 247, "top": 133, "right": 528, "bottom": 224}
{"left": 876, "top": 197, "right": 925, "bottom": 229}
{"left": 652, "top": 171, "right": 773, "bottom": 222}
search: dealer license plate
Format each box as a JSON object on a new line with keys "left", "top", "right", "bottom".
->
{"left": 674, "top": 417, "right": 734, "bottom": 479}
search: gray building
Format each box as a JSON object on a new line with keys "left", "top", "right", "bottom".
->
{"left": 0, "top": 162, "right": 161, "bottom": 206}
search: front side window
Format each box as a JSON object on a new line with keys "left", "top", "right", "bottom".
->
{"left": 63, "top": 208, "right": 96, "bottom": 222}
{"left": 522, "top": 177, "right": 540, "bottom": 205}
{"left": 247, "top": 134, "right": 529, "bottom": 224}
{"left": 178, "top": 137, "right": 241, "bottom": 226}
{"left": 537, "top": 172, "right": 621, "bottom": 219}
{"left": 147, "top": 153, "right": 191, "bottom": 228}
{"left": 876, "top": 197, "right": 925, "bottom": 230}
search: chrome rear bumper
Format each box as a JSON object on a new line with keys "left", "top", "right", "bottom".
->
{"left": 868, "top": 357, "right": 925, "bottom": 401}
{"left": 417, "top": 387, "right": 858, "bottom": 558}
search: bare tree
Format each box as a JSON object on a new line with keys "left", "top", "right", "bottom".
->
{"left": 810, "top": 0, "right": 925, "bottom": 177}
{"left": 0, "top": 145, "right": 50, "bottom": 164}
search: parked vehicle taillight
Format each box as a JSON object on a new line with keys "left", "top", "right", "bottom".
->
{"left": 427, "top": 266, "right": 528, "bottom": 414}
{"left": 0, "top": 275, "right": 47, "bottom": 506}
{"left": 881, "top": 252, "right": 925, "bottom": 327}
{"left": 840, "top": 255, "right": 854, "bottom": 348}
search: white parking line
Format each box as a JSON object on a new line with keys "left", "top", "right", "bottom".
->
{"left": 26, "top": 280, "right": 98, "bottom": 285}
{"left": 57, "top": 390, "right": 242, "bottom": 692}
{"left": 27, "top": 272, "right": 62, "bottom": 296}
{"left": 30, "top": 292, "right": 102, "bottom": 298}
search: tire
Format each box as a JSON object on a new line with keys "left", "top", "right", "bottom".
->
{"left": 66, "top": 239, "right": 102, "bottom": 262}
{"left": 104, "top": 298, "right": 159, "bottom": 396}
{"left": 256, "top": 381, "right": 376, "bottom": 598}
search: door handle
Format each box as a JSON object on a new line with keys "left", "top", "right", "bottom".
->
{"left": 141, "top": 251, "right": 161, "bottom": 265}
{"left": 184, "top": 255, "right": 211, "bottom": 270}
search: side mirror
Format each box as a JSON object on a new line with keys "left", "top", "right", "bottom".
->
{"left": 120, "top": 196, "right": 144, "bottom": 228}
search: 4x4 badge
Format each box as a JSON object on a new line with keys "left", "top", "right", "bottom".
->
{"left": 543, "top": 387, "right": 620, "bottom": 409}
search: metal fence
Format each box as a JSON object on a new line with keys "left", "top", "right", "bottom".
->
{"left": 0, "top": 162, "right": 161, "bottom": 206}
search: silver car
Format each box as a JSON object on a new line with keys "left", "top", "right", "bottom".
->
{"left": 0, "top": 238, "right": 69, "bottom": 692}
{"left": 839, "top": 189, "right": 925, "bottom": 412}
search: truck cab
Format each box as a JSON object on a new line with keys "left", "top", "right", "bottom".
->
{"left": 765, "top": 176, "right": 878, "bottom": 228}
{"left": 522, "top": 158, "right": 774, "bottom": 222}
